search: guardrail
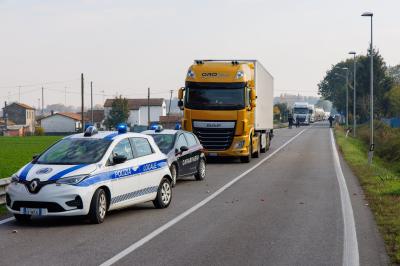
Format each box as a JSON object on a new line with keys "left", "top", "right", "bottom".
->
{"left": 0, "top": 178, "right": 11, "bottom": 205}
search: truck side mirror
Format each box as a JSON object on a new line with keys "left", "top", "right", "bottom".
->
{"left": 178, "top": 100, "right": 184, "bottom": 110}
{"left": 178, "top": 87, "right": 184, "bottom": 100}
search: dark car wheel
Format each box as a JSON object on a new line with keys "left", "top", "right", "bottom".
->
{"left": 194, "top": 159, "right": 206, "bottom": 181}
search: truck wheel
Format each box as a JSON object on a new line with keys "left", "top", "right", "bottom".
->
{"left": 240, "top": 137, "right": 252, "bottom": 163}
{"left": 14, "top": 214, "right": 31, "bottom": 223}
{"left": 194, "top": 159, "right": 206, "bottom": 181}
{"left": 88, "top": 188, "right": 107, "bottom": 224}
{"left": 170, "top": 164, "right": 177, "bottom": 187}
{"left": 153, "top": 178, "right": 172, "bottom": 209}
{"left": 252, "top": 137, "right": 260, "bottom": 158}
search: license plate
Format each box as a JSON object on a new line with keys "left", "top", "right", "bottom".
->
{"left": 20, "top": 208, "right": 48, "bottom": 216}
{"left": 208, "top": 153, "right": 218, "bottom": 157}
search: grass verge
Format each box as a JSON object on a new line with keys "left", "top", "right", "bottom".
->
{"left": 0, "top": 136, "right": 62, "bottom": 179}
{"left": 335, "top": 127, "right": 400, "bottom": 263}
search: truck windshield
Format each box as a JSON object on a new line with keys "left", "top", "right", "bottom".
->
{"left": 36, "top": 138, "right": 112, "bottom": 165}
{"left": 294, "top": 107, "right": 309, "bottom": 114}
{"left": 185, "top": 82, "right": 246, "bottom": 110}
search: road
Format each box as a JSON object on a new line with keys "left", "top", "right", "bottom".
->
{"left": 0, "top": 123, "right": 388, "bottom": 266}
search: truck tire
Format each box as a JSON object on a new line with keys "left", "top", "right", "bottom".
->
{"left": 252, "top": 137, "right": 260, "bottom": 158}
{"left": 240, "top": 137, "right": 252, "bottom": 163}
{"left": 260, "top": 133, "right": 267, "bottom": 153}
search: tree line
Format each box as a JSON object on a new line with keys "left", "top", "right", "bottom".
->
{"left": 318, "top": 49, "right": 400, "bottom": 123}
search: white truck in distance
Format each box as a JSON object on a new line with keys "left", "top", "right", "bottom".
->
{"left": 308, "top": 104, "right": 315, "bottom": 123}
{"left": 293, "top": 102, "right": 311, "bottom": 125}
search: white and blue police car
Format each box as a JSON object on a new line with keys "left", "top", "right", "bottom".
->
{"left": 6, "top": 124, "right": 173, "bottom": 224}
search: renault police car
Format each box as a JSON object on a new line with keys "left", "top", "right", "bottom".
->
{"left": 142, "top": 125, "right": 206, "bottom": 186}
{"left": 6, "top": 125, "right": 173, "bottom": 224}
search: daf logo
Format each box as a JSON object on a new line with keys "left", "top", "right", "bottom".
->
{"left": 206, "top": 123, "right": 221, "bottom": 128}
{"left": 36, "top": 168, "right": 53, "bottom": 175}
{"left": 201, "top": 73, "right": 218, "bottom": 77}
{"left": 28, "top": 179, "right": 41, "bottom": 193}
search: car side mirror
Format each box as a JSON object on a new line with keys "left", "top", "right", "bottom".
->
{"left": 178, "top": 100, "right": 184, "bottom": 110}
{"left": 113, "top": 155, "right": 127, "bottom": 165}
{"left": 180, "top": 146, "right": 189, "bottom": 152}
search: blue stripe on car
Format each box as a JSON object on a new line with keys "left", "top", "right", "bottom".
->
{"left": 77, "top": 159, "right": 168, "bottom": 187}
{"left": 104, "top": 132, "right": 119, "bottom": 140}
{"left": 19, "top": 163, "right": 34, "bottom": 180}
{"left": 48, "top": 164, "right": 88, "bottom": 181}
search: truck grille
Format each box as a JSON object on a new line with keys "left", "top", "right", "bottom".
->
{"left": 193, "top": 126, "right": 235, "bottom": 151}
{"left": 297, "top": 117, "right": 306, "bottom": 122}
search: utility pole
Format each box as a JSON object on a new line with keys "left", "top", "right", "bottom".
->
{"left": 37, "top": 98, "right": 40, "bottom": 113}
{"left": 168, "top": 89, "right": 173, "bottom": 115}
{"left": 81, "top": 73, "right": 84, "bottom": 132}
{"left": 147, "top": 87, "right": 151, "bottom": 127}
{"left": 90, "top": 81, "right": 94, "bottom": 124}
{"left": 41, "top": 87, "right": 44, "bottom": 115}
{"left": 4, "top": 101, "right": 7, "bottom": 131}
{"left": 349, "top": 51, "right": 357, "bottom": 137}
{"left": 345, "top": 68, "right": 349, "bottom": 128}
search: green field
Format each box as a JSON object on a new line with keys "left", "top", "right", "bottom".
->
{"left": 0, "top": 136, "right": 62, "bottom": 179}
{"left": 335, "top": 128, "right": 400, "bottom": 263}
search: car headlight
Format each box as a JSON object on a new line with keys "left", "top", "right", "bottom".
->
{"left": 233, "top": 140, "right": 245, "bottom": 149}
{"left": 11, "top": 174, "right": 20, "bottom": 183}
{"left": 56, "top": 175, "right": 88, "bottom": 185}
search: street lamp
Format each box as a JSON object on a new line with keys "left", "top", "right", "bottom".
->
{"left": 362, "top": 11, "right": 374, "bottom": 164}
{"left": 334, "top": 67, "right": 349, "bottom": 127}
{"left": 349, "top": 51, "right": 357, "bottom": 137}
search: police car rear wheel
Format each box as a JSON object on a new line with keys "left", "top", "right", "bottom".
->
{"left": 14, "top": 214, "right": 31, "bottom": 223}
{"left": 153, "top": 178, "right": 172, "bottom": 209}
{"left": 194, "top": 159, "right": 206, "bottom": 181}
{"left": 89, "top": 188, "right": 107, "bottom": 224}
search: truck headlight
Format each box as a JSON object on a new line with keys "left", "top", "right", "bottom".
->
{"left": 11, "top": 174, "right": 20, "bottom": 183}
{"left": 56, "top": 175, "right": 88, "bottom": 185}
{"left": 233, "top": 140, "right": 245, "bottom": 149}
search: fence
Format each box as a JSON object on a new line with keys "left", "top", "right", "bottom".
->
{"left": 0, "top": 178, "right": 11, "bottom": 205}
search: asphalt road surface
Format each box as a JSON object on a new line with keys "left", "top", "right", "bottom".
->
{"left": 0, "top": 122, "right": 389, "bottom": 266}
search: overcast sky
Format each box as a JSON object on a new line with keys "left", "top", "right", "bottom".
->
{"left": 0, "top": 0, "right": 399, "bottom": 109}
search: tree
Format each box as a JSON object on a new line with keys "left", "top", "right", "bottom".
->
{"left": 315, "top": 99, "right": 332, "bottom": 111}
{"left": 104, "top": 96, "right": 129, "bottom": 129}
{"left": 274, "top": 102, "right": 289, "bottom": 122}
{"left": 318, "top": 49, "right": 394, "bottom": 123}
{"left": 385, "top": 85, "right": 400, "bottom": 117}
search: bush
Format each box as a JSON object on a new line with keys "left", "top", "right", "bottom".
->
{"left": 34, "top": 127, "right": 45, "bottom": 136}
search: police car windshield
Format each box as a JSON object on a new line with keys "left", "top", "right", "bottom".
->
{"left": 36, "top": 138, "right": 112, "bottom": 165}
{"left": 150, "top": 134, "right": 175, "bottom": 154}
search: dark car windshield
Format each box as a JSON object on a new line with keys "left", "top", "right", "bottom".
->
{"left": 150, "top": 134, "right": 175, "bottom": 154}
{"left": 185, "top": 82, "right": 246, "bottom": 110}
{"left": 37, "top": 138, "right": 112, "bottom": 165}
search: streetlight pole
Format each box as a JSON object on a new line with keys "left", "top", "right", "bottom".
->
{"left": 362, "top": 11, "right": 374, "bottom": 164}
{"left": 349, "top": 51, "right": 357, "bottom": 137}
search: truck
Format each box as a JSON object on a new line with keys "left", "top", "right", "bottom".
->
{"left": 293, "top": 102, "right": 310, "bottom": 125}
{"left": 308, "top": 104, "right": 315, "bottom": 123}
{"left": 177, "top": 60, "right": 274, "bottom": 163}
{"left": 315, "top": 107, "right": 325, "bottom": 121}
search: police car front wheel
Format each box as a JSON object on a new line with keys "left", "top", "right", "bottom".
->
{"left": 88, "top": 188, "right": 108, "bottom": 224}
{"left": 153, "top": 178, "right": 172, "bottom": 209}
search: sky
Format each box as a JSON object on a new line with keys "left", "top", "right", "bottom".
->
{"left": 0, "top": 0, "right": 399, "bottom": 109}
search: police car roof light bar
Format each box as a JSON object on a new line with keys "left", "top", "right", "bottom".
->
{"left": 84, "top": 126, "right": 98, "bottom": 137}
{"left": 117, "top": 123, "right": 128, "bottom": 134}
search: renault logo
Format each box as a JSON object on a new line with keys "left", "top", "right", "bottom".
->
{"left": 28, "top": 179, "right": 41, "bottom": 193}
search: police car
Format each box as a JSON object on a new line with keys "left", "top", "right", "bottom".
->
{"left": 6, "top": 125, "right": 173, "bottom": 224}
{"left": 142, "top": 125, "right": 206, "bottom": 186}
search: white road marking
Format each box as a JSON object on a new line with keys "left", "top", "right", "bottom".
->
{"left": 100, "top": 128, "right": 308, "bottom": 266}
{"left": 0, "top": 217, "right": 15, "bottom": 225}
{"left": 330, "top": 129, "right": 359, "bottom": 266}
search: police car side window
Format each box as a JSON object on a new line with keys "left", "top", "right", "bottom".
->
{"left": 184, "top": 132, "right": 197, "bottom": 147}
{"left": 131, "top": 138, "right": 153, "bottom": 157}
{"left": 110, "top": 139, "right": 134, "bottom": 163}
{"left": 176, "top": 134, "right": 188, "bottom": 149}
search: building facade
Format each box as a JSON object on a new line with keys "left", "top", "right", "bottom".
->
{"left": 2, "top": 103, "right": 36, "bottom": 134}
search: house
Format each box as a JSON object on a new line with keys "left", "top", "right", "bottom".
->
{"left": 84, "top": 110, "right": 105, "bottom": 130}
{"left": 39, "top": 112, "right": 85, "bottom": 134}
{"left": 159, "top": 114, "right": 182, "bottom": 129}
{"left": 104, "top": 98, "right": 166, "bottom": 126}
{"left": 3, "top": 125, "right": 29, "bottom": 137}
{"left": 2, "top": 102, "right": 36, "bottom": 133}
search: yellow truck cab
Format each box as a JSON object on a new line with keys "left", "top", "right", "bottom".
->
{"left": 178, "top": 60, "right": 274, "bottom": 163}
